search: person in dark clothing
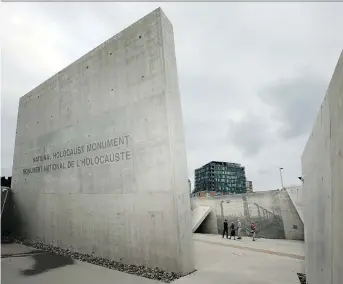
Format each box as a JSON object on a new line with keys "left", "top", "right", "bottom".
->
{"left": 229, "top": 222, "right": 236, "bottom": 240}
{"left": 251, "top": 222, "right": 256, "bottom": 241}
{"left": 222, "top": 219, "right": 229, "bottom": 239}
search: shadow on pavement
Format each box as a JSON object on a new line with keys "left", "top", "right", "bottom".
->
{"left": 2, "top": 249, "right": 75, "bottom": 276}
{"left": 18, "top": 251, "right": 75, "bottom": 276}
{"left": 6, "top": 251, "right": 74, "bottom": 276}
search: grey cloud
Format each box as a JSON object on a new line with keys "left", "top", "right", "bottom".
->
{"left": 257, "top": 169, "right": 271, "bottom": 176}
{"left": 184, "top": 119, "right": 229, "bottom": 154}
{"left": 259, "top": 75, "right": 328, "bottom": 140}
{"left": 226, "top": 114, "right": 270, "bottom": 157}
{"left": 180, "top": 73, "right": 241, "bottom": 121}
{"left": 2, "top": 3, "right": 343, "bottom": 191}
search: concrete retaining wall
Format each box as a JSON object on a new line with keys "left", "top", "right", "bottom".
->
{"left": 192, "top": 189, "right": 304, "bottom": 240}
{"left": 10, "top": 8, "right": 194, "bottom": 275}
{"left": 302, "top": 51, "right": 343, "bottom": 284}
{"left": 285, "top": 186, "right": 304, "bottom": 222}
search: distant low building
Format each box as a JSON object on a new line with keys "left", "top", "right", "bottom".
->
{"left": 194, "top": 161, "right": 247, "bottom": 195}
{"left": 246, "top": 180, "right": 253, "bottom": 193}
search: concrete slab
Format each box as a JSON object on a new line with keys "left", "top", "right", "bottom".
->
{"left": 1, "top": 243, "right": 160, "bottom": 284}
{"left": 192, "top": 206, "right": 212, "bottom": 233}
{"left": 10, "top": 7, "right": 194, "bottom": 275}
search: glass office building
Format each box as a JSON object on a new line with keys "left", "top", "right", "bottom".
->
{"left": 194, "top": 161, "right": 247, "bottom": 194}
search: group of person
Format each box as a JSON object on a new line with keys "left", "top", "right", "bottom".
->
{"left": 222, "top": 219, "right": 256, "bottom": 241}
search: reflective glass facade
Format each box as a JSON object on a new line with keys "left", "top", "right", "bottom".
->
{"left": 194, "top": 161, "right": 247, "bottom": 194}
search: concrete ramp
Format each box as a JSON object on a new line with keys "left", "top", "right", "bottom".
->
{"left": 286, "top": 186, "right": 304, "bottom": 223}
{"left": 192, "top": 206, "right": 212, "bottom": 232}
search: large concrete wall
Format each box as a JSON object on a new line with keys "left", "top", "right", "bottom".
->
{"left": 302, "top": 51, "right": 343, "bottom": 284}
{"left": 10, "top": 8, "right": 194, "bottom": 275}
{"left": 192, "top": 189, "right": 304, "bottom": 240}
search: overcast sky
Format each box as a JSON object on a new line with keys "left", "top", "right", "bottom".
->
{"left": 1, "top": 2, "right": 343, "bottom": 191}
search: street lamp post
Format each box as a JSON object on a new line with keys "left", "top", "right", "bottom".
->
{"left": 279, "top": 167, "right": 284, "bottom": 190}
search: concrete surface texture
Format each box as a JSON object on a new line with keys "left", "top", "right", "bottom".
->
{"left": 1, "top": 242, "right": 161, "bottom": 284}
{"left": 2, "top": 235, "right": 305, "bottom": 284}
{"left": 302, "top": 50, "right": 343, "bottom": 284}
{"left": 192, "top": 206, "right": 212, "bottom": 233}
{"left": 192, "top": 190, "right": 304, "bottom": 240}
{"left": 285, "top": 186, "right": 304, "bottom": 222}
{"left": 10, "top": 8, "right": 194, "bottom": 275}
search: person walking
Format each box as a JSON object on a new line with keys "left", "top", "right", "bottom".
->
{"left": 237, "top": 219, "right": 242, "bottom": 239}
{"left": 222, "top": 219, "right": 229, "bottom": 239}
{"left": 251, "top": 222, "right": 256, "bottom": 241}
{"left": 229, "top": 222, "right": 236, "bottom": 240}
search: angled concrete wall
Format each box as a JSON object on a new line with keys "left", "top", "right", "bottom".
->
{"left": 285, "top": 186, "right": 304, "bottom": 222}
{"left": 278, "top": 190, "right": 304, "bottom": 240}
{"left": 192, "top": 198, "right": 218, "bottom": 234}
{"left": 302, "top": 51, "right": 343, "bottom": 284}
{"left": 11, "top": 8, "right": 194, "bottom": 275}
{"left": 192, "top": 206, "right": 212, "bottom": 233}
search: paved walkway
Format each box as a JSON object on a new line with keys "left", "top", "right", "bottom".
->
{"left": 175, "top": 234, "right": 305, "bottom": 284}
{"left": 193, "top": 233, "right": 305, "bottom": 260}
{"left": 2, "top": 235, "right": 305, "bottom": 284}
